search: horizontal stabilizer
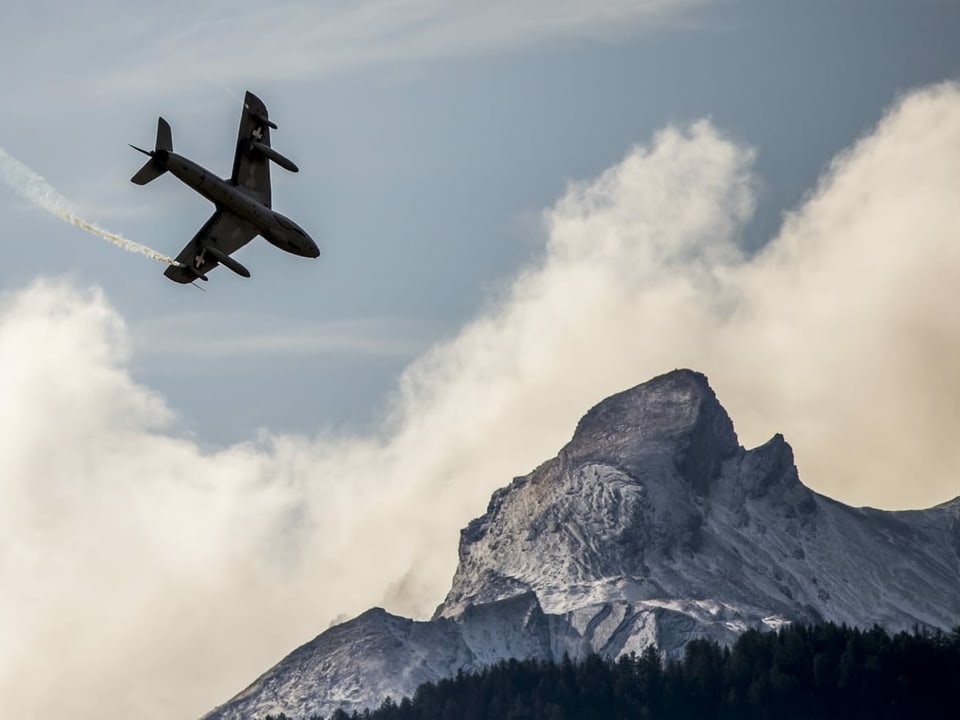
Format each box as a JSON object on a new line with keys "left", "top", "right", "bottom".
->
{"left": 130, "top": 159, "right": 166, "bottom": 185}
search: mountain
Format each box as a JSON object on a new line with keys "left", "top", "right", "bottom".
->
{"left": 202, "top": 370, "right": 960, "bottom": 720}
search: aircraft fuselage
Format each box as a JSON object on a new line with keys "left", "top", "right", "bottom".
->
{"left": 157, "top": 150, "right": 319, "bottom": 258}
{"left": 131, "top": 92, "right": 318, "bottom": 283}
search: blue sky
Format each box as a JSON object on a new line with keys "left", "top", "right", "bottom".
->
{"left": 2, "top": 2, "right": 960, "bottom": 719}
{"left": 2, "top": 0, "right": 956, "bottom": 440}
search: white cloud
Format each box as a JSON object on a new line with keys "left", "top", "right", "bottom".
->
{"left": 3, "top": 82, "right": 960, "bottom": 720}
{"left": 719, "top": 81, "right": 960, "bottom": 507}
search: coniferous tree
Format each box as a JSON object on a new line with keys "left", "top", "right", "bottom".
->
{"left": 294, "top": 623, "right": 960, "bottom": 720}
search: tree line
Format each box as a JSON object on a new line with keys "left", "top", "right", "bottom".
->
{"left": 264, "top": 621, "right": 960, "bottom": 720}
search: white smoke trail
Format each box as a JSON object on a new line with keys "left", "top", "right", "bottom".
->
{"left": 0, "top": 146, "right": 182, "bottom": 267}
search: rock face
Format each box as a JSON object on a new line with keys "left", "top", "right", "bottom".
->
{"left": 202, "top": 370, "right": 960, "bottom": 720}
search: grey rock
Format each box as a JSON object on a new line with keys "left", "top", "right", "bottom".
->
{"left": 203, "top": 369, "right": 960, "bottom": 719}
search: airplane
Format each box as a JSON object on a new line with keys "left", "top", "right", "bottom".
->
{"left": 129, "top": 91, "right": 319, "bottom": 283}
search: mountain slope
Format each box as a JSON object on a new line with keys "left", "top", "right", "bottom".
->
{"left": 203, "top": 370, "right": 960, "bottom": 720}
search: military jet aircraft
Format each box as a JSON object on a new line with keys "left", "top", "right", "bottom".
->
{"left": 130, "top": 91, "right": 318, "bottom": 283}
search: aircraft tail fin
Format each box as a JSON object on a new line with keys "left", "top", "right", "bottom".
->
{"left": 129, "top": 117, "right": 172, "bottom": 185}
{"left": 155, "top": 117, "right": 173, "bottom": 153}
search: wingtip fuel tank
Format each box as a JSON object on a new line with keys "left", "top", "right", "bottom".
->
{"left": 251, "top": 142, "right": 299, "bottom": 173}
{"left": 203, "top": 245, "right": 251, "bottom": 278}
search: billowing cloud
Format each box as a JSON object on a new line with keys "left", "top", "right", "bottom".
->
{"left": 720, "top": 81, "right": 960, "bottom": 507}
{"left": 2, "top": 82, "right": 959, "bottom": 720}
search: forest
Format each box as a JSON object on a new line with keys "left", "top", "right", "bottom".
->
{"left": 264, "top": 622, "right": 960, "bottom": 720}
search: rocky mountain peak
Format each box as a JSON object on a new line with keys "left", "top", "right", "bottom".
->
{"left": 202, "top": 371, "right": 960, "bottom": 720}
{"left": 563, "top": 369, "right": 739, "bottom": 495}
{"left": 435, "top": 370, "right": 755, "bottom": 620}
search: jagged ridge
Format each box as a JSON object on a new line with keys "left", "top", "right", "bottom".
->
{"left": 203, "top": 370, "right": 960, "bottom": 720}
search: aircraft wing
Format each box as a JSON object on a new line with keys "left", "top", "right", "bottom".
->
{"left": 230, "top": 91, "right": 274, "bottom": 208}
{"left": 164, "top": 210, "right": 259, "bottom": 283}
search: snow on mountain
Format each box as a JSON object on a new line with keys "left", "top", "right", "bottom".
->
{"left": 202, "top": 370, "right": 960, "bottom": 720}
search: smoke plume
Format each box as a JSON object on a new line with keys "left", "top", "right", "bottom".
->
{"left": 0, "top": 146, "right": 180, "bottom": 266}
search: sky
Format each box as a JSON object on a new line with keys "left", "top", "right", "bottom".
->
{"left": 2, "top": 1, "right": 960, "bottom": 719}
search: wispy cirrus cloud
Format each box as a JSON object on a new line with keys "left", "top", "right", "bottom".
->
{"left": 133, "top": 312, "right": 435, "bottom": 357}
{"left": 7, "top": 0, "right": 711, "bottom": 97}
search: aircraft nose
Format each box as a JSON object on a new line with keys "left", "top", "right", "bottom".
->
{"left": 306, "top": 237, "right": 320, "bottom": 258}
